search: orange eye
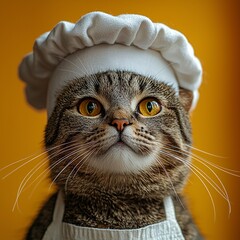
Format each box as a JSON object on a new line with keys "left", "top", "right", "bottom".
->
{"left": 78, "top": 98, "right": 102, "bottom": 117}
{"left": 138, "top": 98, "right": 162, "bottom": 117}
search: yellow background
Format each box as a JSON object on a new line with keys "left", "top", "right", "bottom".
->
{"left": 0, "top": 0, "right": 239, "bottom": 239}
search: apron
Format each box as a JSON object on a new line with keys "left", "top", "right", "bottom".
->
{"left": 42, "top": 191, "right": 185, "bottom": 240}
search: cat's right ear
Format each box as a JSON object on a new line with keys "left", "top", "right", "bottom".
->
{"left": 178, "top": 88, "right": 194, "bottom": 113}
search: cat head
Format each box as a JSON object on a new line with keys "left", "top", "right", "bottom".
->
{"left": 17, "top": 12, "right": 202, "bottom": 198}
{"left": 45, "top": 71, "right": 193, "bottom": 196}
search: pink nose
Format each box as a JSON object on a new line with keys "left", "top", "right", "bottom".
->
{"left": 111, "top": 119, "right": 130, "bottom": 132}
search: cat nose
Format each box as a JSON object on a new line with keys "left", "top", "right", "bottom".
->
{"left": 111, "top": 118, "right": 130, "bottom": 132}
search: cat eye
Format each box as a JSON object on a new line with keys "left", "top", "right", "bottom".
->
{"left": 78, "top": 98, "right": 102, "bottom": 117}
{"left": 138, "top": 97, "right": 162, "bottom": 117}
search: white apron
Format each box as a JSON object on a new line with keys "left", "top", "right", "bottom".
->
{"left": 42, "top": 191, "right": 185, "bottom": 240}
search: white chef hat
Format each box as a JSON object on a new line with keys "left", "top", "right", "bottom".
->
{"left": 19, "top": 11, "right": 202, "bottom": 115}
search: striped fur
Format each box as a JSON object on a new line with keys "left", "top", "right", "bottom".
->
{"left": 26, "top": 71, "right": 203, "bottom": 240}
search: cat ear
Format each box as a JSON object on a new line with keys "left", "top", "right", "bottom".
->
{"left": 178, "top": 88, "right": 193, "bottom": 112}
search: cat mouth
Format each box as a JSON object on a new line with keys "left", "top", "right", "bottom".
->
{"left": 114, "top": 140, "right": 128, "bottom": 147}
{"left": 108, "top": 136, "right": 136, "bottom": 153}
{"left": 113, "top": 138, "right": 128, "bottom": 147}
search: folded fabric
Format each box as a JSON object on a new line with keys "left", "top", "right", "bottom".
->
{"left": 19, "top": 11, "right": 202, "bottom": 112}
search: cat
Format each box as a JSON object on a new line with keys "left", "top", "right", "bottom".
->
{"left": 25, "top": 71, "right": 203, "bottom": 240}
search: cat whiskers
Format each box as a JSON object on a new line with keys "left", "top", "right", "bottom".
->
{"left": 25, "top": 140, "right": 95, "bottom": 202}
{"left": 48, "top": 141, "right": 95, "bottom": 188}
{"left": 163, "top": 144, "right": 231, "bottom": 202}
{"left": 184, "top": 144, "right": 226, "bottom": 159}
{"left": 159, "top": 148, "right": 218, "bottom": 220}
{"left": 11, "top": 140, "right": 81, "bottom": 211}
{"left": 65, "top": 146, "right": 98, "bottom": 191}
{"left": 49, "top": 149, "right": 84, "bottom": 189}
{"left": 0, "top": 141, "right": 76, "bottom": 180}
{"left": 141, "top": 143, "right": 184, "bottom": 206}
{"left": 153, "top": 151, "right": 185, "bottom": 209}
{"left": 27, "top": 141, "right": 86, "bottom": 196}
{"left": 163, "top": 142, "right": 240, "bottom": 180}
{"left": 158, "top": 142, "right": 240, "bottom": 220}
{"left": 184, "top": 144, "right": 240, "bottom": 176}
{"left": 5, "top": 141, "right": 82, "bottom": 211}
{"left": 74, "top": 144, "right": 101, "bottom": 179}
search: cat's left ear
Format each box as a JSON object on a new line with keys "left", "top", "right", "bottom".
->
{"left": 178, "top": 88, "right": 193, "bottom": 112}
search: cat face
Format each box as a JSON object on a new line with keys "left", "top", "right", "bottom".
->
{"left": 45, "top": 71, "right": 192, "bottom": 193}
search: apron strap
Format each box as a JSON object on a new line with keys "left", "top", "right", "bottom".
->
{"left": 163, "top": 196, "right": 177, "bottom": 221}
{"left": 52, "top": 190, "right": 65, "bottom": 223}
{"left": 42, "top": 191, "right": 65, "bottom": 240}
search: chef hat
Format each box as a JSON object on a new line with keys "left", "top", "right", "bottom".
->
{"left": 19, "top": 11, "right": 202, "bottom": 115}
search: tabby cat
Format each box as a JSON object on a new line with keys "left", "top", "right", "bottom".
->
{"left": 25, "top": 71, "right": 203, "bottom": 240}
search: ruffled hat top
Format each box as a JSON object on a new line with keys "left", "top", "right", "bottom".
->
{"left": 19, "top": 12, "right": 202, "bottom": 112}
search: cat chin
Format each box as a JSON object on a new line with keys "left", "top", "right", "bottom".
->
{"left": 87, "top": 145, "right": 158, "bottom": 174}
